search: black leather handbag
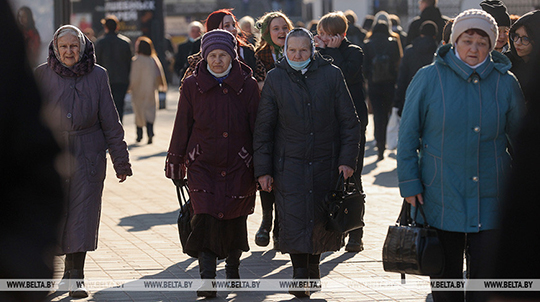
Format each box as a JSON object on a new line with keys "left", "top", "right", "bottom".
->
{"left": 325, "top": 172, "right": 365, "bottom": 233}
{"left": 382, "top": 200, "right": 444, "bottom": 280}
{"left": 176, "top": 182, "right": 193, "bottom": 254}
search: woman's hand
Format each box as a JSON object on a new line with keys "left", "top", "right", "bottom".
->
{"left": 257, "top": 175, "right": 273, "bottom": 192}
{"left": 326, "top": 34, "right": 344, "bottom": 48}
{"left": 313, "top": 35, "right": 326, "bottom": 48}
{"left": 405, "top": 194, "right": 424, "bottom": 207}
{"left": 338, "top": 165, "right": 354, "bottom": 179}
{"left": 117, "top": 174, "right": 128, "bottom": 183}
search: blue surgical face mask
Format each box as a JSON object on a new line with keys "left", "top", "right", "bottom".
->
{"left": 286, "top": 56, "right": 311, "bottom": 71}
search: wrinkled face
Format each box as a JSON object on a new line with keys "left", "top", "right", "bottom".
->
{"left": 455, "top": 31, "right": 490, "bottom": 66}
{"left": 496, "top": 26, "right": 509, "bottom": 50}
{"left": 189, "top": 25, "right": 201, "bottom": 39}
{"left": 286, "top": 36, "right": 311, "bottom": 62}
{"left": 57, "top": 34, "right": 80, "bottom": 67}
{"left": 220, "top": 15, "right": 237, "bottom": 37}
{"left": 207, "top": 49, "right": 232, "bottom": 74}
{"left": 513, "top": 26, "right": 533, "bottom": 59}
{"left": 269, "top": 17, "right": 289, "bottom": 47}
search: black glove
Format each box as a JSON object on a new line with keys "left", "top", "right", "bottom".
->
{"left": 172, "top": 178, "right": 185, "bottom": 187}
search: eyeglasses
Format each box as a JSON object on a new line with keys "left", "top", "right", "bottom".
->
{"left": 510, "top": 33, "right": 532, "bottom": 46}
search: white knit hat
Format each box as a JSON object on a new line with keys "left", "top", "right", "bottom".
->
{"left": 451, "top": 9, "right": 498, "bottom": 51}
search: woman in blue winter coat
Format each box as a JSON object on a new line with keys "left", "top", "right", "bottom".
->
{"left": 397, "top": 9, "right": 524, "bottom": 302}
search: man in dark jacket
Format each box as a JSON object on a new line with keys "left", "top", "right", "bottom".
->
{"left": 174, "top": 21, "right": 203, "bottom": 79}
{"left": 393, "top": 21, "right": 438, "bottom": 115}
{"left": 406, "top": 0, "right": 449, "bottom": 45}
{"left": 95, "top": 16, "right": 132, "bottom": 121}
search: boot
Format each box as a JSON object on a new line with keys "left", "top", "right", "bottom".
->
{"left": 147, "top": 122, "right": 154, "bottom": 144}
{"left": 68, "top": 252, "right": 88, "bottom": 298}
{"left": 288, "top": 267, "right": 311, "bottom": 298}
{"left": 345, "top": 228, "right": 364, "bottom": 252}
{"left": 68, "top": 269, "right": 88, "bottom": 298}
{"left": 136, "top": 127, "right": 143, "bottom": 142}
{"left": 197, "top": 251, "right": 217, "bottom": 298}
{"left": 309, "top": 263, "right": 322, "bottom": 293}
{"left": 255, "top": 191, "right": 274, "bottom": 246}
{"left": 225, "top": 250, "right": 241, "bottom": 279}
{"left": 273, "top": 209, "right": 280, "bottom": 251}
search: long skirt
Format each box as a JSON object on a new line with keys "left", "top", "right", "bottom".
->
{"left": 185, "top": 214, "right": 249, "bottom": 259}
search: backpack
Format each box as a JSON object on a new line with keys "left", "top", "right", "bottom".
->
{"left": 370, "top": 38, "right": 397, "bottom": 83}
{"left": 371, "top": 53, "right": 395, "bottom": 83}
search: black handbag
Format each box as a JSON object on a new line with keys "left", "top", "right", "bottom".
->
{"left": 325, "top": 172, "right": 365, "bottom": 233}
{"left": 176, "top": 182, "right": 193, "bottom": 254}
{"left": 382, "top": 199, "right": 444, "bottom": 281}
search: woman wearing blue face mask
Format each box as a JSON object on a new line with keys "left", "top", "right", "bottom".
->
{"left": 253, "top": 28, "right": 360, "bottom": 298}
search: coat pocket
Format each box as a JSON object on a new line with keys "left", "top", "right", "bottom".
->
{"left": 86, "top": 151, "right": 107, "bottom": 183}
{"left": 420, "top": 150, "right": 440, "bottom": 187}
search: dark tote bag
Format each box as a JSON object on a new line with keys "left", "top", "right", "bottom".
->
{"left": 176, "top": 182, "right": 193, "bottom": 254}
{"left": 382, "top": 199, "right": 444, "bottom": 281}
{"left": 325, "top": 172, "right": 365, "bottom": 233}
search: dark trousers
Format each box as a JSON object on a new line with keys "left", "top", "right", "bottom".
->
{"left": 349, "top": 127, "right": 367, "bottom": 240}
{"left": 110, "top": 83, "right": 129, "bottom": 122}
{"left": 431, "top": 229, "right": 499, "bottom": 302}
{"left": 369, "top": 83, "right": 394, "bottom": 153}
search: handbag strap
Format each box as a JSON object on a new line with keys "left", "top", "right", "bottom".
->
{"left": 396, "top": 198, "right": 430, "bottom": 228}
{"left": 176, "top": 181, "right": 189, "bottom": 207}
{"left": 335, "top": 172, "right": 363, "bottom": 195}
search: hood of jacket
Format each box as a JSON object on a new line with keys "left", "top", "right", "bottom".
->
{"left": 420, "top": 6, "right": 444, "bottom": 22}
{"left": 193, "top": 58, "right": 253, "bottom": 94}
{"left": 275, "top": 51, "right": 332, "bottom": 74}
{"left": 412, "top": 35, "right": 438, "bottom": 55}
{"left": 508, "top": 10, "right": 540, "bottom": 64}
{"left": 435, "top": 43, "right": 511, "bottom": 81}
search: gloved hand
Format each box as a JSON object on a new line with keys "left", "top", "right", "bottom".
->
{"left": 172, "top": 178, "right": 185, "bottom": 187}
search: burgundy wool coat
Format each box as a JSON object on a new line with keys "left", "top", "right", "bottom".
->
{"left": 34, "top": 37, "right": 132, "bottom": 254}
{"left": 166, "top": 59, "right": 260, "bottom": 220}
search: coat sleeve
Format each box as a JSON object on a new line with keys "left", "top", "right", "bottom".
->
{"left": 98, "top": 71, "right": 132, "bottom": 176}
{"left": 165, "top": 80, "right": 195, "bottom": 179}
{"left": 334, "top": 68, "right": 360, "bottom": 169}
{"left": 393, "top": 48, "right": 412, "bottom": 112}
{"left": 505, "top": 76, "right": 526, "bottom": 147}
{"left": 397, "top": 67, "right": 427, "bottom": 198}
{"left": 253, "top": 73, "right": 278, "bottom": 178}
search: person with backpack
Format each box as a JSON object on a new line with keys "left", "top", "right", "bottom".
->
{"left": 315, "top": 11, "right": 368, "bottom": 253}
{"left": 363, "top": 20, "right": 401, "bottom": 160}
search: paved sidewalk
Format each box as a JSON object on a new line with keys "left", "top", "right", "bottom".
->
{"left": 47, "top": 88, "right": 433, "bottom": 302}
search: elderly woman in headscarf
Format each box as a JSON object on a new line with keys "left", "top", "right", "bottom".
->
{"left": 253, "top": 28, "right": 360, "bottom": 298}
{"left": 34, "top": 25, "right": 132, "bottom": 298}
{"left": 166, "top": 29, "right": 260, "bottom": 298}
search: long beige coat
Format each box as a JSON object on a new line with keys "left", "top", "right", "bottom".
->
{"left": 129, "top": 55, "right": 166, "bottom": 127}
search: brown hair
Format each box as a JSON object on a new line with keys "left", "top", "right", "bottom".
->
{"left": 136, "top": 36, "right": 155, "bottom": 56}
{"left": 255, "top": 11, "right": 294, "bottom": 52}
{"left": 317, "top": 11, "right": 348, "bottom": 36}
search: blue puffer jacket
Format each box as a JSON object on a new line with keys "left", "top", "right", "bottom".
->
{"left": 397, "top": 44, "right": 524, "bottom": 233}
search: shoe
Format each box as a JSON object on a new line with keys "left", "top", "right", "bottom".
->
{"left": 68, "top": 269, "right": 88, "bottom": 298}
{"left": 377, "top": 153, "right": 384, "bottom": 161}
{"left": 288, "top": 267, "right": 311, "bottom": 298}
{"left": 255, "top": 227, "right": 270, "bottom": 246}
{"left": 147, "top": 137, "right": 153, "bottom": 144}
{"left": 345, "top": 239, "right": 364, "bottom": 253}
{"left": 197, "top": 252, "right": 217, "bottom": 298}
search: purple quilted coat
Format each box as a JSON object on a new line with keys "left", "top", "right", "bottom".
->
{"left": 34, "top": 30, "right": 132, "bottom": 254}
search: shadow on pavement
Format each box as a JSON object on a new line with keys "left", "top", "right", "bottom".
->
{"left": 137, "top": 151, "right": 168, "bottom": 160}
{"left": 118, "top": 210, "right": 177, "bottom": 232}
{"left": 373, "top": 167, "right": 398, "bottom": 188}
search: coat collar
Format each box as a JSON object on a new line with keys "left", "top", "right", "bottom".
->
{"left": 194, "top": 59, "right": 250, "bottom": 93}
{"left": 435, "top": 43, "right": 511, "bottom": 81}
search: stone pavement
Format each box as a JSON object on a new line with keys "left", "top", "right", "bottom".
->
{"left": 46, "top": 88, "right": 433, "bottom": 302}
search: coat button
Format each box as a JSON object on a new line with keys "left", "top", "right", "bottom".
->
{"left": 472, "top": 176, "right": 479, "bottom": 182}
{"left": 223, "top": 132, "right": 228, "bottom": 138}
{"left": 218, "top": 213, "right": 224, "bottom": 218}
{"left": 474, "top": 126, "right": 480, "bottom": 133}
{"left": 307, "top": 103, "right": 311, "bottom": 106}
{"left": 309, "top": 162, "right": 312, "bottom": 165}
{"left": 310, "top": 132, "right": 313, "bottom": 136}
{"left": 67, "top": 113, "right": 72, "bottom": 118}
{"left": 221, "top": 171, "right": 226, "bottom": 177}
{"left": 223, "top": 88, "right": 228, "bottom": 94}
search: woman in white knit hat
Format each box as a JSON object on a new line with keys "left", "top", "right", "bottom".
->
{"left": 397, "top": 9, "right": 524, "bottom": 302}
